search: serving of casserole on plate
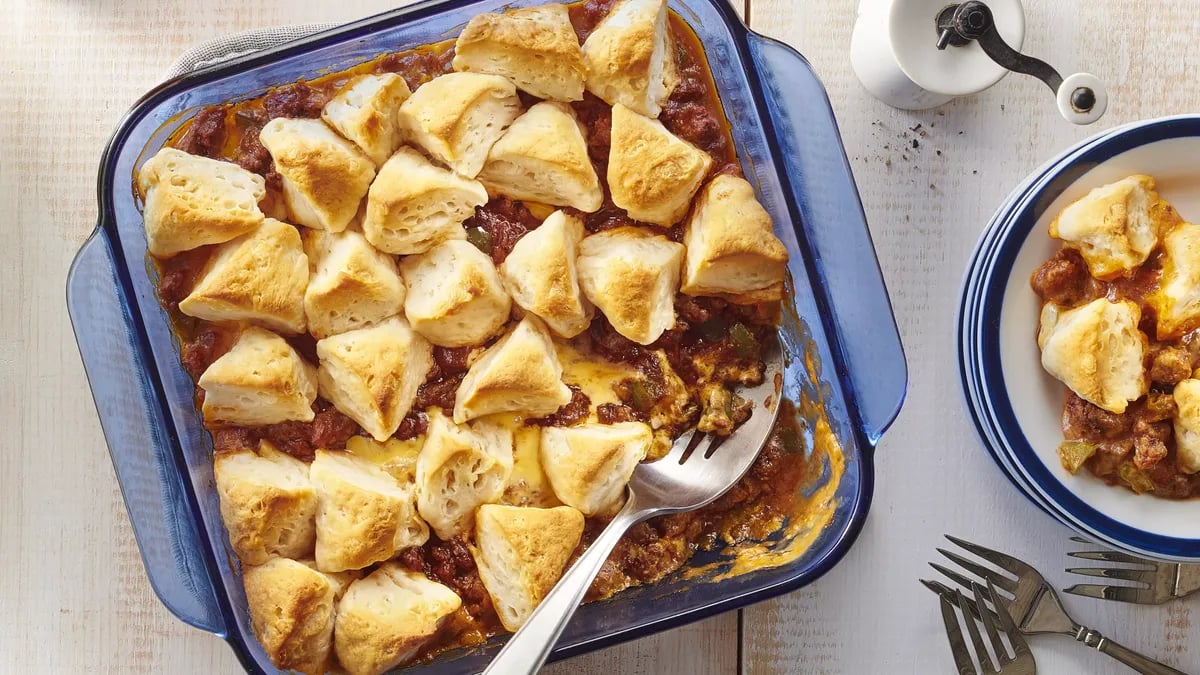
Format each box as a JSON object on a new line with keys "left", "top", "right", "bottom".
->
{"left": 1031, "top": 174, "right": 1200, "bottom": 500}
{"left": 67, "top": 0, "right": 905, "bottom": 671}
{"left": 958, "top": 116, "right": 1200, "bottom": 561}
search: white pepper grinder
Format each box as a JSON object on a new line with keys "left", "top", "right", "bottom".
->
{"left": 850, "top": 0, "right": 1107, "bottom": 124}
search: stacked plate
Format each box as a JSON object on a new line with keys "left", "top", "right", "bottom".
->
{"left": 958, "top": 115, "right": 1200, "bottom": 562}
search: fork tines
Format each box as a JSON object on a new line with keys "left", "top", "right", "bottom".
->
{"left": 1063, "top": 538, "right": 1167, "bottom": 605}
{"left": 930, "top": 534, "right": 1026, "bottom": 601}
{"left": 924, "top": 578, "right": 1036, "bottom": 675}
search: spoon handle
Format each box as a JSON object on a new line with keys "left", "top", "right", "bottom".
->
{"left": 482, "top": 494, "right": 648, "bottom": 675}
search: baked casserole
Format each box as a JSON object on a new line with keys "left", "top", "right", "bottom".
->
{"left": 137, "top": 0, "right": 813, "bottom": 671}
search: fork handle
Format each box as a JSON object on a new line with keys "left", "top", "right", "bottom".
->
{"left": 1075, "top": 627, "right": 1188, "bottom": 675}
{"left": 482, "top": 494, "right": 647, "bottom": 675}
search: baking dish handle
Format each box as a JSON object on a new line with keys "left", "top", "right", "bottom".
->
{"left": 747, "top": 33, "right": 908, "bottom": 446}
{"left": 67, "top": 230, "right": 225, "bottom": 635}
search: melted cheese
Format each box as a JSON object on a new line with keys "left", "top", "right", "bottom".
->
{"left": 480, "top": 413, "right": 561, "bottom": 508}
{"left": 345, "top": 435, "right": 424, "bottom": 483}
{"left": 554, "top": 342, "right": 636, "bottom": 411}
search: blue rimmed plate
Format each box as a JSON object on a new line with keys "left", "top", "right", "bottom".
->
{"left": 960, "top": 115, "right": 1200, "bottom": 562}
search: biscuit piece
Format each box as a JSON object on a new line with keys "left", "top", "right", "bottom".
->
{"left": 607, "top": 103, "right": 711, "bottom": 226}
{"left": 199, "top": 327, "right": 318, "bottom": 425}
{"left": 214, "top": 442, "right": 318, "bottom": 565}
{"left": 577, "top": 227, "right": 683, "bottom": 344}
{"left": 321, "top": 73, "right": 412, "bottom": 166}
{"left": 243, "top": 557, "right": 336, "bottom": 675}
{"left": 1050, "top": 175, "right": 1180, "bottom": 279}
{"left": 303, "top": 228, "right": 405, "bottom": 339}
{"left": 1173, "top": 379, "right": 1200, "bottom": 474}
{"left": 499, "top": 210, "right": 593, "bottom": 337}
{"left": 399, "top": 239, "right": 512, "bottom": 347}
{"left": 540, "top": 422, "right": 651, "bottom": 515}
{"left": 416, "top": 411, "right": 514, "bottom": 539}
{"left": 1038, "top": 299, "right": 1148, "bottom": 414}
{"left": 137, "top": 147, "right": 267, "bottom": 257}
{"left": 1150, "top": 222, "right": 1200, "bottom": 338}
{"left": 362, "top": 146, "right": 486, "bottom": 255}
{"left": 452, "top": 4, "right": 585, "bottom": 101}
{"left": 317, "top": 316, "right": 433, "bottom": 441}
{"left": 297, "top": 560, "right": 362, "bottom": 601}
{"left": 581, "top": 0, "right": 677, "bottom": 117}
{"left": 477, "top": 102, "right": 602, "bottom": 212}
{"left": 334, "top": 564, "right": 462, "bottom": 675}
{"left": 259, "top": 117, "right": 376, "bottom": 232}
{"left": 398, "top": 72, "right": 521, "bottom": 178}
{"left": 309, "top": 450, "right": 430, "bottom": 573}
{"left": 472, "top": 504, "right": 584, "bottom": 630}
{"left": 681, "top": 174, "right": 789, "bottom": 302}
{"left": 178, "top": 218, "right": 309, "bottom": 334}
{"left": 454, "top": 315, "right": 573, "bottom": 423}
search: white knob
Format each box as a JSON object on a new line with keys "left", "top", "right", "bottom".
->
{"left": 1057, "top": 72, "right": 1107, "bottom": 125}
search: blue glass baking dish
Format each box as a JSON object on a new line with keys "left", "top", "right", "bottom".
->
{"left": 66, "top": 0, "right": 907, "bottom": 671}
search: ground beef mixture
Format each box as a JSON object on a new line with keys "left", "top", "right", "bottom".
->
{"left": 463, "top": 197, "right": 539, "bottom": 264}
{"left": 527, "top": 385, "right": 592, "bottom": 427}
{"left": 1033, "top": 246, "right": 1200, "bottom": 498}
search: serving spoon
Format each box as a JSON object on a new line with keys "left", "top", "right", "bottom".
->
{"left": 482, "top": 334, "right": 785, "bottom": 675}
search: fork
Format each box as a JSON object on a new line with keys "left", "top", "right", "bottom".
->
{"left": 481, "top": 334, "right": 784, "bottom": 675}
{"left": 1064, "top": 536, "right": 1200, "bottom": 605}
{"left": 923, "top": 578, "right": 1037, "bottom": 674}
{"left": 931, "top": 535, "right": 1187, "bottom": 675}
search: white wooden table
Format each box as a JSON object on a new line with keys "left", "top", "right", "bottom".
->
{"left": 1, "top": 0, "right": 1196, "bottom": 672}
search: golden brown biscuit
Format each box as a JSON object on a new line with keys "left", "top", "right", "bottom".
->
{"left": 137, "top": 147, "right": 267, "bottom": 257}
{"left": 540, "top": 422, "right": 651, "bottom": 515}
{"left": 1173, "top": 379, "right": 1200, "bottom": 474}
{"left": 334, "top": 563, "right": 462, "bottom": 675}
{"left": 362, "top": 146, "right": 486, "bottom": 255}
{"left": 213, "top": 442, "right": 318, "bottom": 565}
{"left": 1149, "top": 222, "right": 1200, "bottom": 338}
{"left": 477, "top": 102, "right": 602, "bottom": 212}
{"left": 199, "top": 327, "right": 318, "bottom": 425}
{"left": 416, "top": 411, "right": 514, "bottom": 539}
{"left": 1050, "top": 175, "right": 1181, "bottom": 279}
{"left": 607, "top": 103, "right": 711, "bottom": 226}
{"left": 499, "top": 210, "right": 594, "bottom": 337}
{"left": 308, "top": 450, "right": 429, "bottom": 573}
{"left": 297, "top": 560, "right": 362, "bottom": 601}
{"left": 1038, "top": 298, "right": 1148, "bottom": 414}
{"left": 242, "top": 557, "right": 336, "bottom": 675}
{"left": 178, "top": 218, "right": 309, "bottom": 334}
{"left": 453, "top": 4, "right": 585, "bottom": 101}
{"left": 576, "top": 226, "right": 683, "bottom": 345}
{"left": 580, "top": 0, "right": 677, "bottom": 117}
{"left": 317, "top": 316, "right": 433, "bottom": 441}
{"left": 302, "top": 228, "right": 405, "bottom": 339}
{"left": 399, "top": 239, "right": 512, "bottom": 347}
{"left": 472, "top": 504, "right": 584, "bottom": 630}
{"left": 681, "top": 174, "right": 789, "bottom": 302}
{"left": 321, "top": 73, "right": 412, "bottom": 166}
{"left": 259, "top": 117, "right": 376, "bottom": 233}
{"left": 398, "top": 72, "right": 522, "bottom": 178}
{"left": 453, "top": 314, "right": 573, "bottom": 423}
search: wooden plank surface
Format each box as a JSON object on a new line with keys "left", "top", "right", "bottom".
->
{"left": 741, "top": 1, "right": 1200, "bottom": 674}
{"left": 3, "top": 0, "right": 1198, "bottom": 673}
